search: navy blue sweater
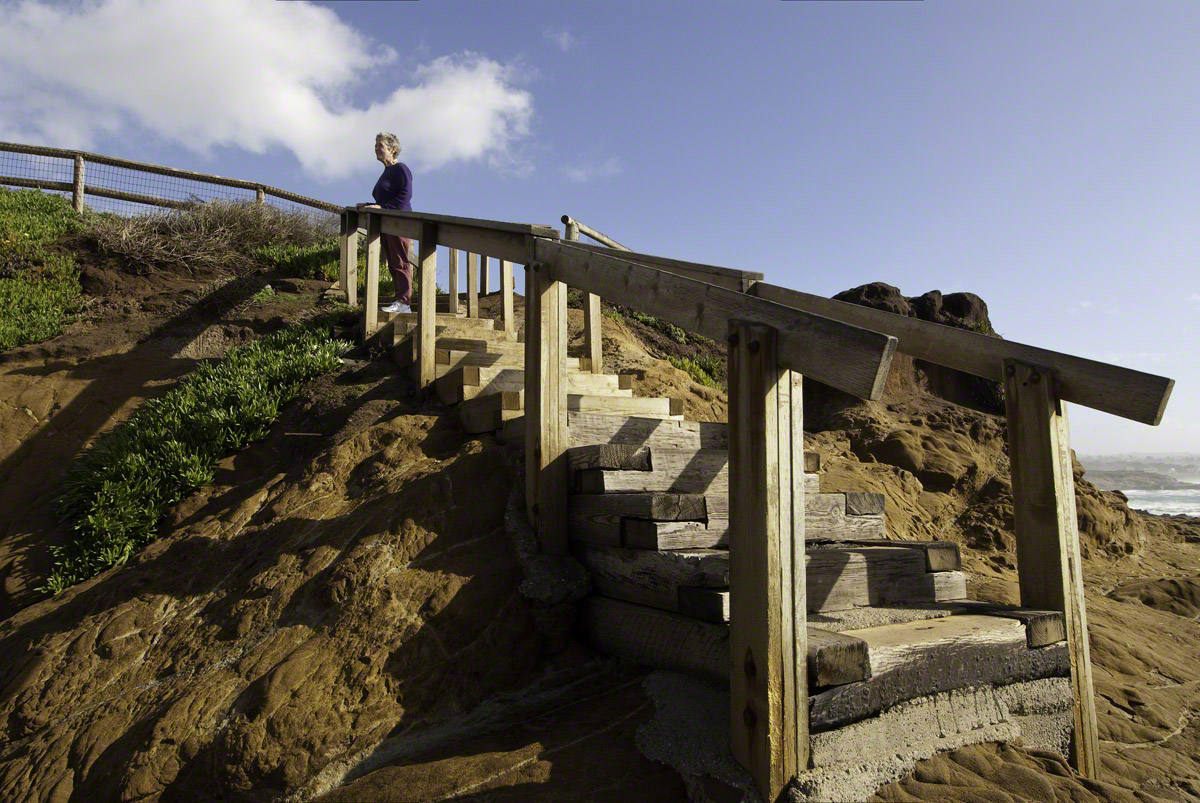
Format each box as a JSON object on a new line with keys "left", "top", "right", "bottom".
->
{"left": 372, "top": 162, "right": 413, "bottom": 210}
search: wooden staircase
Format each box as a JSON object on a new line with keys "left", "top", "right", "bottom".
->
{"left": 373, "top": 301, "right": 1073, "bottom": 793}
{"left": 378, "top": 303, "right": 1073, "bottom": 797}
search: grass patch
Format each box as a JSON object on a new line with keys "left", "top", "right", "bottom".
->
{"left": 47, "top": 317, "right": 351, "bottom": 594}
{"left": 668, "top": 355, "right": 723, "bottom": 389}
{"left": 249, "top": 285, "right": 277, "bottom": 305}
{"left": 0, "top": 188, "right": 84, "bottom": 350}
{"left": 86, "top": 199, "right": 337, "bottom": 276}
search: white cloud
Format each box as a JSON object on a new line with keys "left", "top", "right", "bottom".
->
{"left": 563, "top": 156, "right": 621, "bottom": 183}
{"left": 0, "top": 0, "right": 534, "bottom": 180}
{"left": 1191, "top": 294, "right": 1200, "bottom": 302}
{"left": 544, "top": 28, "right": 579, "bottom": 53}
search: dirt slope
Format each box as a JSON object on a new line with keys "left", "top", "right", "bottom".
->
{"left": 0, "top": 271, "right": 1197, "bottom": 801}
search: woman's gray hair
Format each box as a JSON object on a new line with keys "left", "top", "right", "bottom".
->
{"left": 375, "top": 131, "right": 401, "bottom": 156}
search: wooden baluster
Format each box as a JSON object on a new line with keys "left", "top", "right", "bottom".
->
{"left": 417, "top": 222, "right": 438, "bottom": 390}
{"left": 481, "top": 254, "right": 491, "bottom": 295}
{"left": 338, "top": 211, "right": 349, "bottom": 294}
{"left": 72, "top": 154, "right": 85, "bottom": 213}
{"left": 501, "top": 259, "right": 515, "bottom": 333}
{"left": 524, "top": 251, "right": 568, "bottom": 552}
{"left": 728, "top": 321, "right": 804, "bottom": 802}
{"left": 363, "top": 212, "right": 381, "bottom": 340}
{"left": 448, "top": 248, "right": 459, "bottom": 317}
{"left": 564, "top": 221, "right": 604, "bottom": 373}
{"left": 1003, "top": 360, "right": 1099, "bottom": 778}
{"left": 467, "top": 252, "right": 480, "bottom": 318}
{"left": 344, "top": 211, "right": 359, "bottom": 308}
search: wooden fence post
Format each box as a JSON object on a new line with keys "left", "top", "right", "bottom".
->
{"left": 524, "top": 245, "right": 568, "bottom": 552}
{"left": 448, "top": 248, "right": 460, "bottom": 316}
{"left": 728, "top": 320, "right": 805, "bottom": 802}
{"left": 501, "top": 259, "right": 515, "bottom": 333}
{"left": 72, "top": 155, "right": 84, "bottom": 213}
{"left": 363, "top": 212, "right": 381, "bottom": 339}
{"left": 1003, "top": 360, "right": 1099, "bottom": 778}
{"left": 344, "top": 210, "right": 359, "bottom": 307}
{"left": 255, "top": 186, "right": 265, "bottom": 205}
{"left": 467, "top": 252, "right": 480, "bottom": 318}
{"left": 418, "top": 222, "right": 439, "bottom": 390}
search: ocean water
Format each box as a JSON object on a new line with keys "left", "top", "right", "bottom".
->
{"left": 1120, "top": 489, "right": 1200, "bottom": 517}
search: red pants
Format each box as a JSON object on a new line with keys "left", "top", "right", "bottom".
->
{"left": 382, "top": 233, "right": 413, "bottom": 304}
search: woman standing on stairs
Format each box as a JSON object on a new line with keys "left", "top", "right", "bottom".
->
{"left": 366, "top": 132, "right": 414, "bottom": 314}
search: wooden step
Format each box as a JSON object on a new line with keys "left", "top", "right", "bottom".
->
{"left": 579, "top": 595, "right": 871, "bottom": 688}
{"left": 572, "top": 543, "right": 966, "bottom": 617}
{"left": 383, "top": 310, "right": 490, "bottom": 328}
{"left": 394, "top": 322, "right": 513, "bottom": 346}
{"left": 568, "top": 492, "right": 719, "bottom": 545}
{"left": 434, "top": 366, "right": 634, "bottom": 405}
{"left": 567, "top": 445, "right": 820, "bottom": 474}
{"left": 460, "top": 392, "right": 684, "bottom": 434}
{"left": 567, "top": 412, "right": 729, "bottom": 450}
{"left": 579, "top": 596, "right": 1069, "bottom": 733}
{"left": 568, "top": 490, "right": 883, "bottom": 547}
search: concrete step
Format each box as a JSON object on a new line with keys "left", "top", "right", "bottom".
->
{"left": 434, "top": 366, "right": 634, "bottom": 405}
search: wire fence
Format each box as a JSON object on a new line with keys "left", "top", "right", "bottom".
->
{"left": 0, "top": 142, "right": 340, "bottom": 230}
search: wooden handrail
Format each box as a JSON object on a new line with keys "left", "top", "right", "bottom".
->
{"left": 532, "top": 238, "right": 897, "bottom": 400}
{"left": 751, "top": 282, "right": 1174, "bottom": 425}
{"left": 561, "top": 215, "right": 630, "bottom": 250}
{"left": 567, "top": 241, "right": 763, "bottom": 294}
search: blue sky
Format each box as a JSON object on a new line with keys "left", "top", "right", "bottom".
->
{"left": 1, "top": 0, "right": 1196, "bottom": 455}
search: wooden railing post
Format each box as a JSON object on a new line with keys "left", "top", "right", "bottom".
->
{"left": 1003, "top": 360, "right": 1099, "bottom": 778}
{"left": 481, "top": 255, "right": 491, "bottom": 295}
{"left": 344, "top": 210, "right": 359, "bottom": 307}
{"left": 417, "top": 222, "right": 439, "bottom": 390}
{"left": 255, "top": 186, "right": 265, "bottom": 205}
{"left": 363, "top": 212, "right": 381, "bottom": 339}
{"left": 467, "top": 253, "right": 480, "bottom": 318}
{"left": 72, "top": 154, "right": 84, "bottom": 213}
{"left": 501, "top": 259, "right": 515, "bottom": 332}
{"left": 524, "top": 245, "right": 568, "bottom": 552}
{"left": 564, "top": 221, "right": 604, "bottom": 373}
{"left": 448, "top": 248, "right": 460, "bottom": 316}
{"left": 728, "top": 320, "right": 806, "bottom": 802}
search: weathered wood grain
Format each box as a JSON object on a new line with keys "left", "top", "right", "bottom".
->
{"left": 535, "top": 238, "right": 898, "bottom": 400}
{"left": 573, "top": 544, "right": 728, "bottom": 611}
{"left": 623, "top": 519, "right": 729, "bottom": 550}
{"left": 753, "top": 282, "right": 1173, "bottom": 425}
{"left": 567, "top": 412, "right": 729, "bottom": 449}
{"left": 806, "top": 627, "right": 872, "bottom": 688}
{"left": 580, "top": 596, "right": 729, "bottom": 684}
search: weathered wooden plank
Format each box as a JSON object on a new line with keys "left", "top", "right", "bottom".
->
{"left": 416, "top": 222, "right": 438, "bottom": 390}
{"left": 944, "top": 601, "right": 1065, "bottom": 648}
{"left": 574, "top": 544, "right": 729, "bottom": 611}
{"left": 844, "top": 493, "right": 885, "bottom": 516}
{"left": 678, "top": 585, "right": 729, "bottom": 623}
{"left": 569, "top": 492, "right": 709, "bottom": 523}
{"left": 809, "top": 615, "right": 1070, "bottom": 732}
{"left": 806, "top": 627, "right": 871, "bottom": 688}
{"left": 582, "top": 596, "right": 872, "bottom": 693}
{"left": 727, "top": 321, "right": 798, "bottom": 798}
{"left": 363, "top": 213, "right": 382, "bottom": 340}
{"left": 580, "top": 596, "right": 729, "bottom": 684}
{"left": 467, "top": 252, "right": 480, "bottom": 318}
{"left": 585, "top": 292, "right": 603, "bottom": 373}
{"left": 362, "top": 206, "right": 559, "bottom": 237}
{"left": 535, "top": 239, "right": 898, "bottom": 400}
{"left": 1005, "top": 360, "right": 1099, "bottom": 777}
{"left": 753, "top": 282, "right": 1174, "bottom": 426}
{"left": 568, "top": 444, "right": 652, "bottom": 472}
{"left": 812, "top": 539, "right": 962, "bottom": 572}
{"left": 531, "top": 262, "right": 569, "bottom": 553}
{"left": 567, "top": 412, "right": 729, "bottom": 449}
{"left": 447, "top": 248, "right": 459, "bottom": 316}
{"left": 622, "top": 519, "right": 729, "bottom": 550}
{"left": 567, "top": 241, "right": 763, "bottom": 293}
{"left": 480, "top": 254, "right": 490, "bottom": 295}
{"left": 501, "top": 259, "right": 516, "bottom": 332}
{"left": 344, "top": 211, "right": 359, "bottom": 308}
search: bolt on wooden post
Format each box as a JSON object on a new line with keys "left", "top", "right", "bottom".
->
{"left": 1003, "top": 359, "right": 1099, "bottom": 778}
{"left": 727, "top": 320, "right": 807, "bottom": 802}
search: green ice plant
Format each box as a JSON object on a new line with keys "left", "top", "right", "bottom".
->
{"left": 46, "top": 322, "right": 350, "bottom": 594}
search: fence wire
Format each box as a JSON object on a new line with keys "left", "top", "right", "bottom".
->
{"left": 0, "top": 145, "right": 338, "bottom": 229}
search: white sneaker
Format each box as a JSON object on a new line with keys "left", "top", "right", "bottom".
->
{"left": 381, "top": 301, "right": 410, "bottom": 314}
